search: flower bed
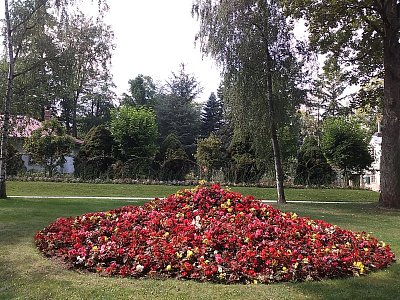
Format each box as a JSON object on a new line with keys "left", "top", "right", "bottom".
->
{"left": 35, "top": 184, "right": 395, "bottom": 284}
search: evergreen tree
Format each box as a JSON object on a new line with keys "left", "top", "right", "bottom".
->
{"left": 75, "top": 125, "right": 115, "bottom": 179}
{"left": 155, "top": 64, "right": 202, "bottom": 158}
{"left": 200, "top": 92, "right": 224, "bottom": 138}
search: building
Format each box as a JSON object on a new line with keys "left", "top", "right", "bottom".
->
{"left": 362, "top": 132, "right": 382, "bottom": 191}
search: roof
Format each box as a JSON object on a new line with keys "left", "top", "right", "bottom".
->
{"left": 0, "top": 115, "right": 42, "bottom": 138}
{"left": 1, "top": 115, "right": 83, "bottom": 145}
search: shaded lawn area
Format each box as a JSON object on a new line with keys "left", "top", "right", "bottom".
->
{"left": 7, "top": 181, "right": 379, "bottom": 202}
{"left": 0, "top": 182, "right": 398, "bottom": 299}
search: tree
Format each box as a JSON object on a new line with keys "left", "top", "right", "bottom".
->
{"left": 193, "top": 0, "right": 305, "bottom": 203}
{"left": 121, "top": 74, "right": 157, "bottom": 108}
{"left": 0, "top": 0, "right": 108, "bottom": 198}
{"left": 321, "top": 117, "right": 373, "bottom": 186}
{"left": 200, "top": 92, "right": 224, "bottom": 138}
{"left": 24, "top": 119, "right": 74, "bottom": 177}
{"left": 295, "top": 136, "right": 336, "bottom": 186}
{"left": 155, "top": 65, "right": 202, "bottom": 158}
{"left": 281, "top": 0, "right": 400, "bottom": 207}
{"left": 166, "top": 63, "right": 203, "bottom": 105}
{"left": 196, "top": 134, "right": 224, "bottom": 181}
{"left": 157, "top": 133, "right": 191, "bottom": 181}
{"left": 51, "top": 12, "right": 114, "bottom": 137}
{"left": 74, "top": 125, "right": 115, "bottom": 179}
{"left": 311, "top": 63, "right": 348, "bottom": 119}
{"left": 110, "top": 106, "right": 158, "bottom": 177}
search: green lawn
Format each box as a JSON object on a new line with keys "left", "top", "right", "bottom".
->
{"left": 0, "top": 181, "right": 398, "bottom": 299}
{"left": 7, "top": 181, "right": 379, "bottom": 202}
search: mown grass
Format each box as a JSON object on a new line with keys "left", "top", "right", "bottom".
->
{"left": 0, "top": 181, "right": 398, "bottom": 299}
{"left": 7, "top": 180, "right": 379, "bottom": 202}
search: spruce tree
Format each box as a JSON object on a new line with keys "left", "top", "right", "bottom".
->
{"left": 200, "top": 92, "right": 224, "bottom": 138}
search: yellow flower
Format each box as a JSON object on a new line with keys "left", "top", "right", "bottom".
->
{"left": 282, "top": 266, "right": 287, "bottom": 272}
{"left": 165, "top": 264, "right": 172, "bottom": 271}
{"left": 186, "top": 249, "right": 194, "bottom": 258}
{"left": 227, "top": 207, "right": 233, "bottom": 213}
{"left": 164, "top": 232, "right": 170, "bottom": 237}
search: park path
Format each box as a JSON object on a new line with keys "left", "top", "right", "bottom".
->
{"left": 8, "top": 195, "right": 373, "bottom": 204}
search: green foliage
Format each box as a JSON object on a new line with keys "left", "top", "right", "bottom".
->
{"left": 311, "top": 62, "right": 348, "bottom": 119}
{"left": 200, "top": 92, "right": 224, "bottom": 138}
{"left": 166, "top": 63, "right": 203, "bottom": 105}
{"left": 295, "top": 136, "right": 336, "bottom": 186}
{"left": 157, "top": 133, "right": 192, "bottom": 181}
{"left": 121, "top": 74, "right": 157, "bottom": 108}
{"left": 74, "top": 125, "right": 115, "bottom": 179}
{"left": 23, "top": 119, "right": 74, "bottom": 177}
{"left": 110, "top": 106, "right": 158, "bottom": 178}
{"left": 7, "top": 142, "right": 25, "bottom": 176}
{"left": 225, "top": 138, "right": 265, "bottom": 184}
{"left": 321, "top": 117, "right": 373, "bottom": 181}
{"left": 52, "top": 13, "right": 115, "bottom": 137}
{"left": 281, "top": 0, "right": 383, "bottom": 86}
{"left": 278, "top": 124, "right": 301, "bottom": 178}
{"left": 193, "top": 0, "right": 305, "bottom": 198}
{"left": 155, "top": 65, "right": 201, "bottom": 157}
{"left": 195, "top": 134, "right": 224, "bottom": 180}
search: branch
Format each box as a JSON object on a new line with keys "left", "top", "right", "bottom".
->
{"left": 11, "top": 1, "right": 47, "bottom": 33}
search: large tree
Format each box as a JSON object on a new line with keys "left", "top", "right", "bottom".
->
{"left": 155, "top": 64, "right": 202, "bottom": 158}
{"left": 193, "top": 0, "right": 305, "bottom": 203}
{"left": 321, "top": 117, "right": 373, "bottom": 186}
{"left": 110, "top": 106, "right": 158, "bottom": 177}
{"left": 52, "top": 12, "right": 114, "bottom": 137}
{"left": 282, "top": 1, "right": 400, "bottom": 207}
{"left": 0, "top": 0, "right": 108, "bottom": 198}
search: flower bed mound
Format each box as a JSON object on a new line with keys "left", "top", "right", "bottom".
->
{"left": 35, "top": 184, "right": 395, "bottom": 284}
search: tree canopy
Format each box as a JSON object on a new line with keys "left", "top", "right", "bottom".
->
{"left": 281, "top": 0, "right": 400, "bottom": 208}
{"left": 24, "top": 119, "right": 74, "bottom": 177}
{"left": 321, "top": 117, "right": 373, "bottom": 185}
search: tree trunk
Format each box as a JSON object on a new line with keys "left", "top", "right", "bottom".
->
{"left": 379, "top": 0, "right": 400, "bottom": 209}
{"left": 72, "top": 93, "right": 78, "bottom": 138}
{"left": 0, "top": 0, "right": 15, "bottom": 199}
{"left": 265, "top": 48, "right": 286, "bottom": 204}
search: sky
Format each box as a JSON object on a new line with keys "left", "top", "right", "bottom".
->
{"left": 102, "top": 1, "right": 221, "bottom": 103}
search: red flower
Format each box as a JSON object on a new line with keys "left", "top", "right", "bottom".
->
{"left": 34, "top": 184, "right": 396, "bottom": 284}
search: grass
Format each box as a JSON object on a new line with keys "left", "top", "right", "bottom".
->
{"left": 0, "top": 181, "right": 398, "bottom": 299}
{"left": 7, "top": 180, "right": 379, "bottom": 202}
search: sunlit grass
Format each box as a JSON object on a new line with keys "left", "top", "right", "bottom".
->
{"left": 8, "top": 180, "right": 379, "bottom": 202}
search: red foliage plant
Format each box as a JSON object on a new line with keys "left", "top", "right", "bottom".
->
{"left": 35, "top": 184, "right": 395, "bottom": 284}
